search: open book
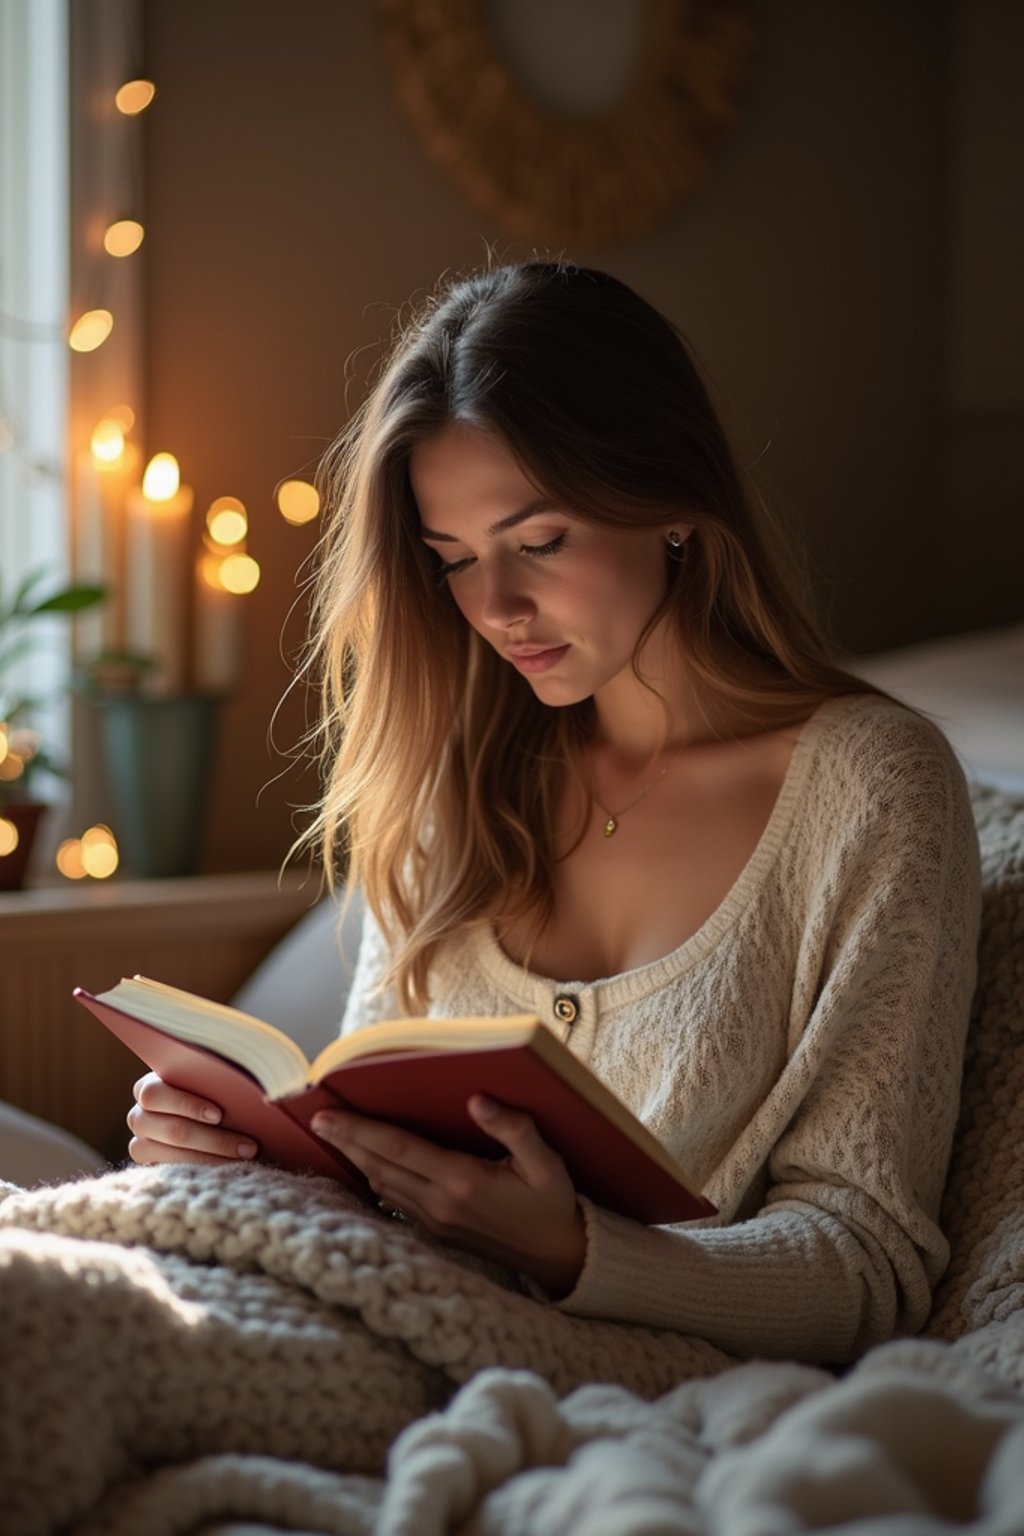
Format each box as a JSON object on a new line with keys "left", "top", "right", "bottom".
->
{"left": 75, "top": 977, "right": 716, "bottom": 1225}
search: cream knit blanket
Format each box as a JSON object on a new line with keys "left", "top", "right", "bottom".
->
{"left": 0, "top": 1164, "right": 730, "bottom": 1536}
{"left": 1, "top": 784, "right": 1021, "bottom": 1535}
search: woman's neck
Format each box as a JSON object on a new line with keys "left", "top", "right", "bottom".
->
{"left": 591, "top": 632, "right": 715, "bottom": 767}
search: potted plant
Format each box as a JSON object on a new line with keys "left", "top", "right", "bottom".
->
{"left": 0, "top": 567, "right": 107, "bottom": 889}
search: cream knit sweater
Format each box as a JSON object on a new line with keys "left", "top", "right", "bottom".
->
{"left": 341, "top": 694, "right": 982, "bottom": 1365}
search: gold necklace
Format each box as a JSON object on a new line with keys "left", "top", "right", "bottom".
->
{"left": 593, "top": 746, "right": 682, "bottom": 837}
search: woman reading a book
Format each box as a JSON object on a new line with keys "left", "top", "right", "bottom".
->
{"left": 128, "top": 261, "right": 981, "bottom": 1364}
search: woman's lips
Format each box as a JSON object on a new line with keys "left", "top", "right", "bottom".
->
{"left": 506, "top": 644, "right": 570, "bottom": 675}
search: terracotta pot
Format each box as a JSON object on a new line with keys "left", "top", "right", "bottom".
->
{"left": 0, "top": 800, "right": 48, "bottom": 890}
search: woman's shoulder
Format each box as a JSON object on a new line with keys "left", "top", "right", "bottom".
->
{"left": 810, "top": 689, "right": 965, "bottom": 779}
{"left": 800, "top": 689, "right": 977, "bottom": 848}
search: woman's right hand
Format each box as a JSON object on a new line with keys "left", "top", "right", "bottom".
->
{"left": 127, "top": 1072, "right": 260, "bottom": 1165}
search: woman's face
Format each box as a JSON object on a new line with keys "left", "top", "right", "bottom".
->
{"left": 410, "top": 423, "right": 682, "bottom": 708}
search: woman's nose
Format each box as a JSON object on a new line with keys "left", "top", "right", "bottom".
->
{"left": 479, "top": 566, "right": 537, "bottom": 629}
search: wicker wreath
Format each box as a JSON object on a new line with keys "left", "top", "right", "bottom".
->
{"left": 375, "top": 0, "right": 757, "bottom": 247}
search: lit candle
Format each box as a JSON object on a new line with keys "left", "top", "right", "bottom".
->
{"left": 125, "top": 453, "right": 194, "bottom": 693}
{"left": 194, "top": 551, "right": 242, "bottom": 694}
{"left": 75, "top": 432, "right": 138, "bottom": 656}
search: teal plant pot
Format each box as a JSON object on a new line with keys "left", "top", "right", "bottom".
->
{"left": 98, "top": 695, "right": 220, "bottom": 879}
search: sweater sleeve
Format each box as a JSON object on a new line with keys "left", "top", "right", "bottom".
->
{"left": 545, "top": 725, "right": 982, "bottom": 1364}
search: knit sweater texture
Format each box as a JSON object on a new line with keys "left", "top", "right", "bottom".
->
{"left": 342, "top": 694, "right": 983, "bottom": 1364}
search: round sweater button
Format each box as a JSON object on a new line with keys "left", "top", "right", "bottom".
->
{"left": 553, "top": 994, "right": 579, "bottom": 1026}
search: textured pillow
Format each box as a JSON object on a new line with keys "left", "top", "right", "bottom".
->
{"left": 926, "top": 785, "right": 1024, "bottom": 1343}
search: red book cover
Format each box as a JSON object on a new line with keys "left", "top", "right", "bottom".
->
{"left": 75, "top": 991, "right": 360, "bottom": 1186}
{"left": 75, "top": 988, "right": 716, "bottom": 1225}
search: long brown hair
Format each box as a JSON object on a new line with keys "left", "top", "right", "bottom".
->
{"left": 301, "top": 261, "right": 886, "bottom": 1011}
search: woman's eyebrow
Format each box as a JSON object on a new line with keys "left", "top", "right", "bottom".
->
{"left": 420, "top": 498, "right": 555, "bottom": 542}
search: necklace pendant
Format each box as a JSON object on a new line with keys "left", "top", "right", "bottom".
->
{"left": 602, "top": 816, "right": 618, "bottom": 837}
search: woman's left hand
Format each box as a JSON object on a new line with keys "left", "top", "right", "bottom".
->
{"left": 311, "top": 1095, "right": 586, "bottom": 1296}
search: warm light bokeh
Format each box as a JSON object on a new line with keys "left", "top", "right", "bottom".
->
{"left": 208, "top": 509, "right": 248, "bottom": 546}
{"left": 108, "top": 404, "right": 136, "bottom": 432}
{"left": 103, "top": 219, "right": 145, "bottom": 257}
{"left": 115, "top": 79, "right": 156, "bottom": 114}
{"left": 0, "top": 752, "right": 25, "bottom": 783}
{"left": 58, "top": 826, "right": 119, "bottom": 881}
{"left": 81, "top": 825, "right": 119, "bottom": 879}
{"left": 91, "top": 418, "right": 127, "bottom": 464}
{"left": 0, "top": 723, "right": 7, "bottom": 766}
{"left": 69, "top": 309, "right": 114, "bottom": 352}
{"left": 56, "top": 839, "right": 87, "bottom": 879}
{"left": 220, "top": 553, "right": 261, "bottom": 594}
{"left": 277, "top": 478, "right": 320, "bottom": 525}
{"left": 199, "top": 552, "right": 225, "bottom": 591}
{"left": 142, "top": 452, "right": 181, "bottom": 501}
{"left": 0, "top": 819, "right": 19, "bottom": 858}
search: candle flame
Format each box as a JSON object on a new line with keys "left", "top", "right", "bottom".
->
{"left": 91, "top": 418, "right": 126, "bottom": 464}
{"left": 142, "top": 452, "right": 181, "bottom": 501}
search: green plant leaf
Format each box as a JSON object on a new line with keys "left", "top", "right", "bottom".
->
{"left": 28, "top": 584, "right": 107, "bottom": 615}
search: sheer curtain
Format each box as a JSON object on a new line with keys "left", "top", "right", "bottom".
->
{"left": 0, "top": 0, "right": 71, "bottom": 736}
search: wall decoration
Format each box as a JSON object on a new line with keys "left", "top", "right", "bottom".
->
{"left": 376, "top": 0, "right": 757, "bottom": 246}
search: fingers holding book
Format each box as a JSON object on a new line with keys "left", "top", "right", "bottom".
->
{"left": 311, "top": 1097, "right": 587, "bottom": 1295}
{"left": 127, "top": 1072, "right": 261, "bottom": 1165}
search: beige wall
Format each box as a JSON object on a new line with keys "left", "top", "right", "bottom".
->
{"left": 140, "top": 0, "right": 1023, "bottom": 872}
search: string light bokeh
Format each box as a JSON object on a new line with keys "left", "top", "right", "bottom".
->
{"left": 1, "top": 58, "right": 322, "bottom": 886}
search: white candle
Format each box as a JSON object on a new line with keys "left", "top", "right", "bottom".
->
{"left": 74, "top": 442, "right": 137, "bottom": 657}
{"left": 194, "top": 553, "right": 242, "bottom": 694}
{"left": 125, "top": 462, "right": 194, "bottom": 694}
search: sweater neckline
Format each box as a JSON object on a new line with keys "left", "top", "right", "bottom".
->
{"left": 469, "top": 693, "right": 846, "bottom": 1011}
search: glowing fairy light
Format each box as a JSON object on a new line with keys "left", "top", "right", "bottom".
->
{"left": 206, "top": 497, "right": 248, "bottom": 548}
{"left": 103, "top": 219, "right": 145, "bottom": 258}
{"left": 219, "top": 553, "right": 261, "bottom": 594}
{"left": 115, "top": 80, "right": 156, "bottom": 115}
{"left": 56, "top": 839, "right": 87, "bottom": 879}
{"left": 80, "top": 825, "right": 119, "bottom": 879}
{"left": 277, "top": 478, "right": 320, "bottom": 526}
{"left": 69, "top": 309, "right": 113, "bottom": 353}
{"left": 57, "top": 826, "right": 120, "bottom": 880}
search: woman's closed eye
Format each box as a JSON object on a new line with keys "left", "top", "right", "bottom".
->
{"left": 434, "top": 533, "right": 566, "bottom": 584}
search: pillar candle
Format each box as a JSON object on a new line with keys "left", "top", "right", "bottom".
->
{"left": 125, "top": 481, "right": 194, "bottom": 694}
{"left": 74, "top": 442, "right": 137, "bottom": 657}
{"left": 194, "top": 554, "right": 242, "bottom": 694}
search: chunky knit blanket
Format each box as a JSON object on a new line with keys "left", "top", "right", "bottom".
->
{"left": 1, "top": 784, "right": 1022, "bottom": 1536}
